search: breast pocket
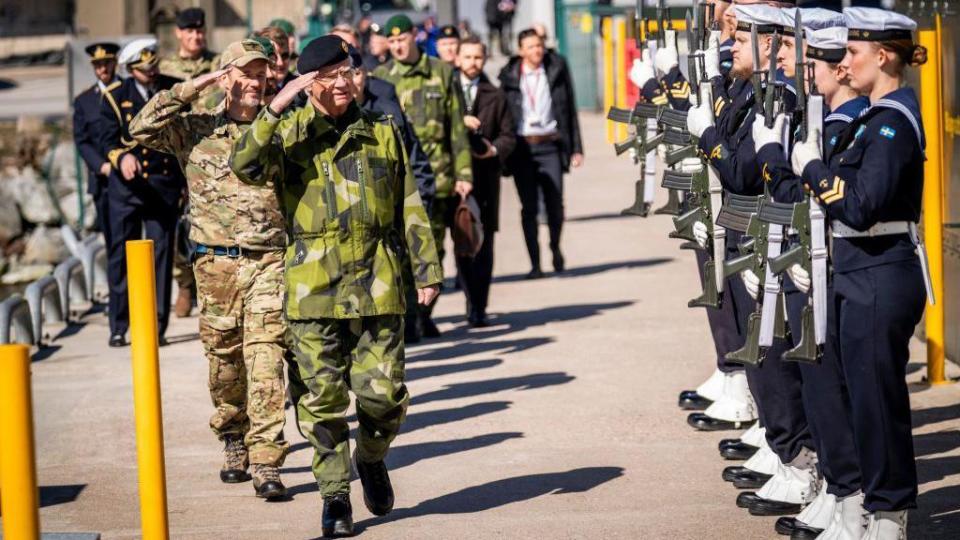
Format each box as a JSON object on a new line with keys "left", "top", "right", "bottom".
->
{"left": 365, "top": 156, "right": 395, "bottom": 224}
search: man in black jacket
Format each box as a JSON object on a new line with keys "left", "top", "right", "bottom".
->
{"left": 74, "top": 42, "right": 121, "bottom": 247}
{"left": 499, "top": 29, "right": 583, "bottom": 279}
{"left": 456, "top": 36, "right": 516, "bottom": 326}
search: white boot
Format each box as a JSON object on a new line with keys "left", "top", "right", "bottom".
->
{"left": 701, "top": 371, "right": 757, "bottom": 425}
{"left": 739, "top": 423, "right": 765, "bottom": 448}
{"left": 818, "top": 491, "right": 866, "bottom": 540}
{"left": 794, "top": 479, "right": 836, "bottom": 530}
{"left": 861, "top": 510, "right": 907, "bottom": 540}
{"left": 756, "top": 447, "right": 818, "bottom": 504}
{"left": 695, "top": 368, "right": 726, "bottom": 402}
{"left": 742, "top": 436, "right": 780, "bottom": 475}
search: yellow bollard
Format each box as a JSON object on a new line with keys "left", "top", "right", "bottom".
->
{"left": 126, "top": 240, "right": 170, "bottom": 539}
{"left": 918, "top": 22, "right": 948, "bottom": 385}
{"left": 603, "top": 16, "right": 615, "bottom": 144}
{"left": 0, "top": 344, "right": 40, "bottom": 540}
{"left": 614, "top": 18, "right": 629, "bottom": 142}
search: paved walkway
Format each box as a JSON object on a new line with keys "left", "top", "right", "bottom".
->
{"left": 14, "top": 113, "right": 960, "bottom": 539}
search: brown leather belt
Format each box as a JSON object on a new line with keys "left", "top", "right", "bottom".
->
{"left": 523, "top": 133, "right": 559, "bottom": 145}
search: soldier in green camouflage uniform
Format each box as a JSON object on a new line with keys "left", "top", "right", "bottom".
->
{"left": 230, "top": 35, "right": 441, "bottom": 536}
{"left": 374, "top": 14, "right": 473, "bottom": 338}
{"left": 130, "top": 40, "right": 290, "bottom": 500}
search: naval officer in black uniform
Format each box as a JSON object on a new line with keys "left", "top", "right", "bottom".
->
{"left": 73, "top": 42, "right": 121, "bottom": 247}
{"left": 99, "top": 38, "right": 184, "bottom": 347}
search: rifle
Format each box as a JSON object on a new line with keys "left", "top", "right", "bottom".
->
{"left": 608, "top": 103, "right": 663, "bottom": 217}
{"left": 719, "top": 195, "right": 768, "bottom": 367}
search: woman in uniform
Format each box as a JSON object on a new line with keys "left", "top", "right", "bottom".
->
{"left": 790, "top": 7, "right": 930, "bottom": 539}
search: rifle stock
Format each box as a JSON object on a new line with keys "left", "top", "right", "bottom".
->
{"left": 614, "top": 137, "right": 639, "bottom": 156}
{"left": 767, "top": 244, "right": 803, "bottom": 275}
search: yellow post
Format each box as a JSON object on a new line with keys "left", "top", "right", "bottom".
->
{"left": 126, "top": 240, "right": 170, "bottom": 539}
{"left": 0, "top": 344, "right": 40, "bottom": 540}
{"left": 614, "top": 17, "right": 629, "bottom": 141}
{"left": 603, "top": 16, "right": 615, "bottom": 144}
{"left": 919, "top": 21, "right": 948, "bottom": 385}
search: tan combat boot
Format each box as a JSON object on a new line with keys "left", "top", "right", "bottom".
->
{"left": 174, "top": 287, "right": 192, "bottom": 318}
{"left": 251, "top": 463, "right": 287, "bottom": 500}
{"left": 220, "top": 435, "right": 250, "bottom": 483}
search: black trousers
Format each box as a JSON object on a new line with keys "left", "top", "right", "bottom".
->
{"left": 832, "top": 260, "right": 925, "bottom": 511}
{"left": 456, "top": 228, "right": 495, "bottom": 317}
{"left": 93, "top": 187, "right": 112, "bottom": 250}
{"left": 107, "top": 187, "right": 178, "bottom": 338}
{"left": 694, "top": 248, "right": 743, "bottom": 373}
{"left": 514, "top": 141, "right": 564, "bottom": 271}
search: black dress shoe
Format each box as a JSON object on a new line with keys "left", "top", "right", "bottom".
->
{"left": 354, "top": 450, "right": 394, "bottom": 516}
{"left": 719, "top": 437, "right": 742, "bottom": 450}
{"left": 678, "top": 391, "right": 712, "bottom": 411}
{"left": 470, "top": 313, "right": 489, "bottom": 328}
{"left": 733, "top": 470, "right": 773, "bottom": 489}
{"left": 737, "top": 491, "right": 762, "bottom": 508}
{"left": 687, "top": 412, "right": 743, "bottom": 431}
{"left": 322, "top": 494, "right": 354, "bottom": 538}
{"left": 158, "top": 336, "right": 170, "bottom": 347}
{"left": 109, "top": 334, "right": 127, "bottom": 347}
{"left": 525, "top": 268, "right": 545, "bottom": 280}
{"left": 721, "top": 441, "right": 760, "bottom": 461}
{"left": 790, "top": 523, "right": 824, "bottom": 539}
{"left": 722, "top": 466, "right": 750, "bottom": 482}
{"left": 775, "top": 517, "right": 799, "bottom": 536}
{"left": 421, "top": 317, "right": 441, "bottom": 338}
{"left": 749, "top": 497, "right": 803, "bottom": 516}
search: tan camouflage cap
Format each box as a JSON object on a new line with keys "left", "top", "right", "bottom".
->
{"left": 219, "top": 39, "right": 271, "bottom": 69}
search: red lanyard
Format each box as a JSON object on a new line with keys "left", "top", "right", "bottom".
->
{"left": 522, "top": 64, "right": 542, "bottom": 112}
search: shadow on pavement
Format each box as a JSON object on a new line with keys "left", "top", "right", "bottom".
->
{"left": 405, "top": 358, "right": 504, "bottom": 382}
{"left": 914, "top": 429, "right": 960, "bottom": 457}
{"left": 407, "top": 337, "right": 554, "bottom": 363}
{"left": 32, "top": 344, "right": 63, "bottom": 362}
{"left": 917, "top": 454, "right": 960, "bottom": 485}
{"left": 910, "top": 484, "right": 960, "bottom": 539}
{"left": 38, "top": 484, "right": 86, "bottom": 508}
{"left": 912, "top": 403, "right": 960, "bottom": 429}
{"left": 353, "top": 466, "right": 625, "bottom": 533}
{"left": 491, "top": 258, "right": 672, "bottom": 284}
{"left": 566, "top": 211, "right": 639, "bottom": 223}
{"left": 53, "top": 321, "right": 87, "bottom": 341}
{"left": 164, "top": 332, "right": 201, "bottom": 345}
{"left": 411, "top": 372, "right": 575, "bottom": 406}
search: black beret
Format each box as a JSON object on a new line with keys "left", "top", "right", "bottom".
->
{"left": 85, "top": 42, "right": 120, "bottom": 62}
{"left": 176, "top": 7, "right": 205, "bottom": 29}
{"left": 438, "top": 25, "right": 460, "bottom": 40}
{"left": 298, "top": 35, "right": 351, "bottom": 73}
{"left": 346, "top": 44, "right": 363, "bottom": 69}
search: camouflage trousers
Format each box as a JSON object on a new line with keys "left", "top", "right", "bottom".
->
{"left": 287, "top": 316, "right": 408, "bottom": 496}
{"left": 195, "top": 250, "right": 289, "bottom": 466}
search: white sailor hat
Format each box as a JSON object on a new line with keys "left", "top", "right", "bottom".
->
{"left": 734, "top": 4, "right": 784, "bottom": 35}
{"left": 798, "top": 8, "right": 846, "bottom": 31}
{"left": 805, "top": 26, "right": 847, "bottom": 63}
{"left": 844, "top": 7, "right": 916, "bottom": 41}
{"left": 118, "top": 37, "right": 159, "bottom": 69}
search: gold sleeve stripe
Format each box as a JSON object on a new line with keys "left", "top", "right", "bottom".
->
{"left": 652, "top": 94, "right": 669, "bottom": 106}
{"left": 820, "top": 177, "right": 846, "bottom": 204}
{"left": 107, "top": 147, "right": 126, "bottom": 168}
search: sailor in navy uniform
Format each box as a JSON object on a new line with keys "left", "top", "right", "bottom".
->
{"left": 629, "top": 29, "right": 692, "bottom": 111}
{"left": 98, "top": 38, "right": 185, "bottom": 348}
{"left": 73, "top": 42, "right": 121, "bottom": 248}
{"left": 688, "top": 3, "right": 823, "bottom": 518}
{"left": 752, "top": 21, "right": 869, "bottom": 538}
{"left": 789, "top": 8, "right": 930, "bottom": 538}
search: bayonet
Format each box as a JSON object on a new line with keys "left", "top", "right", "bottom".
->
{"left": 764, "top": 31, "right": 780, "bottom": 128}
{"left": 750, "top": 24, "right": 763, "bottom": 112}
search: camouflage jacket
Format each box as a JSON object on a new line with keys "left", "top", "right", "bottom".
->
{"left": 373, "top": 51, "right": 472, "bottom": 198}
{"left": 159, "top": 50, "right": 219, "bottom": 81}
{"left": 129, "top": 81, "right": 286, "bottom": 250}
{"left": 229, "top": 102, "right": 443, "bottom": 320}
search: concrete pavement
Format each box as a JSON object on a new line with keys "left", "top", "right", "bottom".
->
{"left": 9, "top": 112, "right": 960, "bottom": 539}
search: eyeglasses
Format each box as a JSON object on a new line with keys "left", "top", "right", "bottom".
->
{"left": 316, "top": 67, "right": 357, "bottom": 84}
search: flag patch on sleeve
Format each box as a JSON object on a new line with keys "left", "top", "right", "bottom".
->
{"left": 879, "top": 125, "right": 896, "bottom": 139}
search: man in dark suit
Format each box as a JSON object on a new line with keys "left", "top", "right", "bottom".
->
{"left": 99, "top": 38, "right": 185, "bottom": 347}
{"left": 73, "top": 42, "right": 121, "bottom": 248}
{"left": 499, "top": 28, "right": 583, "bottom": 279}
{"left": 456, "top": 36, "right": 515, "bottom": 326}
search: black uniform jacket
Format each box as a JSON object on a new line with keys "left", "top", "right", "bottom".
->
{"left": 800, "top": 88, "right": 924, "bottom": 273}
{"left": 74, "top": 79, "right": 121, "bottom": 197}
{"left": 98, "top": 75, "right": 185, "bottom": 207}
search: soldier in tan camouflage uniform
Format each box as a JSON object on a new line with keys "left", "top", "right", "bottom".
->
{"left": 159, "top": 7, "right": 220, "bottom": 317}
{"left": 230, "top": 35, "right": 442, "bottom": 537}
{"left": 130, "top": 40, "right": 289, "bottom": 500}
{"left": 374, "top": 14, "right": 473, "bottom": 339}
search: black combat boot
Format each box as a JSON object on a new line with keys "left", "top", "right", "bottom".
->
{"left": 353, "top": 449, "right": 394, "bottom": 516}
{"left": 220, "top": 435, "right": 250, "bottom": 483}
{"left": 322, "top": 493, "right": 354, "bottom": 538}
{"left": 252, "top": 463, "right": 287, "bottom": 500}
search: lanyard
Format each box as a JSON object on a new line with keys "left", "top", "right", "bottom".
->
{"left": 522, "top": 64, "right": 543, "bottom": 113}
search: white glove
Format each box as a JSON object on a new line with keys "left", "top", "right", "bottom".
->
{"left": 655, "top": 39, "right": 679, "bottom": 75}
{"left": 693, "top": 221, "right": 709, "bottom": 249}
{"left": 630, "top": 50, "right": 656, "bottom": 88}
{"left": 628, "top": 147, "right": 638, "bottom": 162}
{"left": 752, "top": 113, "right": 787, "bottom": 151}
{"left": 656, "top": 143, "right": 668, "bottom": 162}
{"left": 788, "top": 264, "right": 811, "bottom": 293}
{"left": 741, "top": 269, "right": 760, "bottom": 300}
{"left": 679, "top": 157, "right": 703, "bottom": 174}
{"left": 686, "top": 99, "right": 713, "bottom": 138}
{"left": 791, "top": 128, "right": 822, "bottom": 176}
{"left": 705, "top": 31, "right": 721, "bottom": 80}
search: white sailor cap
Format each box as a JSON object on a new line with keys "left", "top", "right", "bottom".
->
{"left": 798, "top": 8, "right": 846, "bottom": 31}
{"left": 734, "top": 4, "right": 784, "bottom": 35}
{"left": 805, "top": 26, "right": 847, "bottom": 63}
{"left": 844, "top": 7, "right": 916, "bottom": 41}
{"left": 118, "top": 37, "right": 159, "bottom": 68}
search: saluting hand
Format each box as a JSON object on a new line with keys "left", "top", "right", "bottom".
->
{"left": 119, "top": 153, "right": 141, "bottom": 181}
{"left": 269, "top": 71, "right": 319, "bottom": 114}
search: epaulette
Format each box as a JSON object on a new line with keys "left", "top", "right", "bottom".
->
{"left": 105, "top": 80, "right": 122, "bottom": 92}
